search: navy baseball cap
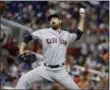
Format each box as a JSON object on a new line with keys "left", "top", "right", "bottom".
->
{"left": 47, "top": 13, "right": 60, "bottom": 21}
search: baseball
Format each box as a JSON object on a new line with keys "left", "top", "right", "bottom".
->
{"left": 79, "top": 8, "right": 85, "bottom": 13}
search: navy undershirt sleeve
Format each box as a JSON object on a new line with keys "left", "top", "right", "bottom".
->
{"left": 75, "top": 29, "right": 83, "bottom": 40}
{"left": 23, "top": 34, "right": 33, "bottom": 44}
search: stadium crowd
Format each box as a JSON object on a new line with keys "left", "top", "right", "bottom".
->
{"left": 1, "top": 1, "right": 109, "bottom": 90}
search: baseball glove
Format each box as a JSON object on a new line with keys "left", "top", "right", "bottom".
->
{"left": 19, "top": 53, "right": 36, "bottom": 63}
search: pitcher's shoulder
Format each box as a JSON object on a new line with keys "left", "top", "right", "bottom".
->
{"left": 34, "top": 28, "right": 50, "bottom": 33}
{"left": 62, "top": 30, "right": 70, "bottom": 35}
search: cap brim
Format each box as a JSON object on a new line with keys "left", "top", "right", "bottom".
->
{"left": 47, "top": 14, "right": 60, "bottom": 21}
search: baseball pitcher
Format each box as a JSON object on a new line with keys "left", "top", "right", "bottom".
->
{"left": 16, "top": 8, "right": 85, "bottom": 89}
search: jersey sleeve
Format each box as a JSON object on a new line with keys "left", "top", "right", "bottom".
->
{"left": 31, "top": 30, "right": 43, "bottom": 40}
{"left": 68, "top": 33, "right": 77, "bottom": 44}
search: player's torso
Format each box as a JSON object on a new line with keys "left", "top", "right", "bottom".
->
{"left": 40, "top": 28, "right": 69, "bottom": 65}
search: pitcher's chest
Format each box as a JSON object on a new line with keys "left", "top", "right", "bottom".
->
{"left": 42, "top": 34, "right": 68, "bottom": 49}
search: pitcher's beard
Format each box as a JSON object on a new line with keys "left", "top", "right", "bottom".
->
{"left": 52, "top": 26, "right": 58, "bottom": 30}
{"left": 51, "top": 24, "right": 60, "bottom": 30}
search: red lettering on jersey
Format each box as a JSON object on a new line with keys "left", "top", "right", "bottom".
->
{"left": 46, "top": 38, "right": 57, "bottom": 44}
{"left": 46, "top": 39, "right": 51, "bottom": 44}
{"left": 46, "top": 38, "right": 67, "bottom": 46}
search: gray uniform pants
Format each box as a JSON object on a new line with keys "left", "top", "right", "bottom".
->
{"left": 16, "top": 65, "right": 80, "bottom": 89}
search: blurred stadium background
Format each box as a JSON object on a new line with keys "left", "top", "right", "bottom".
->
{"left": 0, "top": 1, "right": 109, "bottom": 90}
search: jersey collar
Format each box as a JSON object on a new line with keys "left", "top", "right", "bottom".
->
{"left": 49, "top": 28, "right": 63, "bottom": 36}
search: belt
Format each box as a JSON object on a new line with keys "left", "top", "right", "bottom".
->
{"left": 44, "top": 63, "right": 65, "bottom": 68}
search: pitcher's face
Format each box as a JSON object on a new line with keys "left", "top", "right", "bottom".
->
{"left": 50, "top": 17, "right": 62, "bottom": 30}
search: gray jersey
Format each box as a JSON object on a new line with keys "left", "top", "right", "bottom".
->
{"left": 32, "top": 28, "right": 77, "bottom": 65}
{"left": 16, "top": 28, "right": 80, "bottom": 90}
